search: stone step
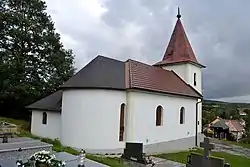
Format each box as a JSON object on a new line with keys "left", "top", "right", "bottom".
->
{"left": 0, "top": 137, "right": 53, "bottom": 161}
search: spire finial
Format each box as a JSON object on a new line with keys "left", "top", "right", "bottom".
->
{"left": 177, "top": 6, "right": 181, "bottom": 19}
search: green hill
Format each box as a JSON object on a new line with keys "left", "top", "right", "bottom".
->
{"left": 202, "top": 100, "right": 250, "bottom": 126}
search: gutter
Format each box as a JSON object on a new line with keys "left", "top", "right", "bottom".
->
{"left": 195, "top": 99, "right": 203, "bottom": 147}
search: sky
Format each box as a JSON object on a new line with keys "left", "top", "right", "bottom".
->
{"left": 44, "top": 0, "right": 250, "bottom": 101}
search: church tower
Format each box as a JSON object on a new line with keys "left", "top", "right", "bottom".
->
{"left": 154, "top": 7, "right": 205, "bottom": 94}
{"left": 154, "top": 8, "right": 205, "bottom": 135}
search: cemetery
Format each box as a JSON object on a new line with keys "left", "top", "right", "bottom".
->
{"left": 0, "top": 120, "right": 109, "bottom": 167}
{"left": 119, "top": 137, "right": 250, "bottom": 167}
{"left": 0, "top": 135, "right": 110, "bottom": 167}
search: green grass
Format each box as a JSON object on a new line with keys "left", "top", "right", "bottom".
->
{"left": 157, "top": 148, "right": 250, "bottom": 167}
{"left": 0, "top": 117, "right": 30, "bottom": 131}
{"left": 1, "top": 117, "right": 127, "bottom": 167}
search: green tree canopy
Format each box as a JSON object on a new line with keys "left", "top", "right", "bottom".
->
{"left": 0, "top": 0, "right": 75, "bottom": 118}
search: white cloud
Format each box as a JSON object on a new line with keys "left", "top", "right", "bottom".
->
{"left": 44, "top": 0, "right": 108, "bottom": 69}
{"left": 43, "top": 0, "right": 250, "bottom": 100}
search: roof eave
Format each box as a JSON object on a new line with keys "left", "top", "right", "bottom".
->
{"left": 153, "top": 60, "right": 206, "bottom": 68}
{"left": 59, "top": 86, "right": 126, "bottom": 91}
{"left": 26, "top": 107, "right": 61, "bottom": 112}
{"left": 128, "top": 87, "right": 202, "bottom": 99}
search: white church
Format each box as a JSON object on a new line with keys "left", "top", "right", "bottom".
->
{"left": 28, "top": 11, "right": 205, "bottom": 154}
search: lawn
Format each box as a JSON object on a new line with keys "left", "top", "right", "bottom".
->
{"left": 156, "top": 148, "right": 250, "bottom": 167}
{"left": 0, "top": 117, "right": 127, "bottom": 167}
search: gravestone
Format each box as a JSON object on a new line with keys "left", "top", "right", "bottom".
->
{"left": 200, "top": 137, "right": 215, "bottom": 159}
{"left": 2, "top": 135, "right": 8, "bottom": 143}
{"left": 186, "top": 137, "right": 230, "bottom": 167}
{"left": 121, "top": 142, "right": 153, "bottom": 167}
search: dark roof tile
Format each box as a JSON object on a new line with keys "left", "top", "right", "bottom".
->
{"left": 26, "top": 91, "right": 62, "bottom": 112}
{"left": 60, "top": 55, "right": 126, "bottom": 90}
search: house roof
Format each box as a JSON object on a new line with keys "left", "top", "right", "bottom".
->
{"left": 210, "top": 119, "right": 229, "bottom": 130}
{"left": 61, "top": 55, "right": 202, "bottom": 98}
{"left": 127, "top": 59, "right": 202, "bottom": 97}
{"left": 239, "top": 110, "right": 248, "bottom": 115}
{"left": 225, "top": 120, "right": 244, "bottom": 132}
{"left": 60, "top": 56, "right": 126, "bottom": 90}
{"left": 154, "top": 13, "right": 205, "bottom": 68}
{"left": 26, "top": 91, "right": 62, "bottom": 112}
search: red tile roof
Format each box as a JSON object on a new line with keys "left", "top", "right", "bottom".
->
{"left": 154, "top": 17, "right": 205, "bottom": 68}
{"left": 127, "top": 59, "right": 202, "bottom": 98}
{"left": 225, "top": 120, "right": 244, "bottom": 132}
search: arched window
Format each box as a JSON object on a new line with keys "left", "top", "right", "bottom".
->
{"left": 119, "top": 103, "right": 125, "bottom": 141}
{"left": 42, "top": 112, "right": 47, "bottom": 125}
{"left": 156, "top": 105, "right": 163, "bottom": 126}
{"left": 194, "top": 73, "right": 197, "bottom": 86}
{"left": 180, "top": 107, "right": 185, "bottom": 124}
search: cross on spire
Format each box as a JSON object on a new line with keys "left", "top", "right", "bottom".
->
{"left": 200, "top": 137, "right": 215, "bottom": 159}
{"left": 177, "top": 7, "right": 181, "bottom": 19}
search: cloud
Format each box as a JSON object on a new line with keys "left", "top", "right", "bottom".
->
{"left": 44, "top": 0, "right": 250, "bottom": 100}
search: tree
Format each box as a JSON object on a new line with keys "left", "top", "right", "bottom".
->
{"left": 246, "top": 113, "right": 250, "bottom": 132}
{"left": 0, "top": 0, "right": 75, "bottom": 119}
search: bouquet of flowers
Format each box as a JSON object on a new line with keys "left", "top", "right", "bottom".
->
{"left": 16, "top": 150, "right": 66, "bottom": 167}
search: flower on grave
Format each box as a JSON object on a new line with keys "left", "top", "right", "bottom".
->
{"left": 16, "top": 160, "right": 23, "bottom": 166}
{"left": 16, "top": 150, "right": 66, "bottom": 167}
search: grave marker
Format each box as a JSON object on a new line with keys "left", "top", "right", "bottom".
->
{"left": 2, "top": 135, "right": 8, "bottom": 143}
{"left": 121, "top": 142, "right": 153, "bottom": 166}
{"left": 186, "top": 137, "right": 230, "bottom": 167}
{"left": 200, "top": 137, "right": 215, "bottom": 159}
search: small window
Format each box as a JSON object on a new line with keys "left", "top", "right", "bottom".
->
{"left": 42, "top": 112, "right": 47, "bottom": 125}
{"left": 180, "top": 107, "right": 185, "bottom": 124}
{"left": 156, "top": 105, "right": 163, "bottom": 126}
{"left": 194, "top": 73, "right": 197, "bottom": 86}
{"left": 119, "top": 103, "right": 125, "bottom": 141}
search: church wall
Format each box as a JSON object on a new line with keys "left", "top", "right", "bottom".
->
{"left": 162, "top": 64, "right": 202, "bottom": 94}
{"left": 162, "top": 63, "right": 203, "bottom": 133}
{"left": 186, "top": 64, "right": 203, "bottom": 133}
{"left": 128, "top": 91, "right": 197, "bottom": 145}
{"left": 31, "top": 110, "right": 61, "bottom": 140}
{"left": 186, "top": 64, "right": 202, "bottom": 94}
{"left": 162, "top": 64, "right": 189, "bottom": 82}
{"left": 61, "top": 89, "right": 126, "bottom": 151}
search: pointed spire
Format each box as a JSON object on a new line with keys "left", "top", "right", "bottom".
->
{"left": 177, "top": 7, "right": 181, "bottom": 19}
{"left": 154, "top": 9, "right": 205, "bottom": 68}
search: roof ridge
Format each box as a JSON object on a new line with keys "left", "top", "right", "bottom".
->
{"left": 128, "top": 59, "right": 174, "bottom": 73}
{"left": 125, "top": 60, "right": 132, "bottom": 88}
{"left": 97, "top": 55, "right": 125, "bottom": 63}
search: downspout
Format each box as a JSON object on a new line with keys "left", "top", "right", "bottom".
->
{"left": 195, "top": 99, "right": 203, "bottom": 147}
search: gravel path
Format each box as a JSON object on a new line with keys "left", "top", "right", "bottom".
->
{"left": 213, "top": 143, "right": 250, "bottom": 158}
